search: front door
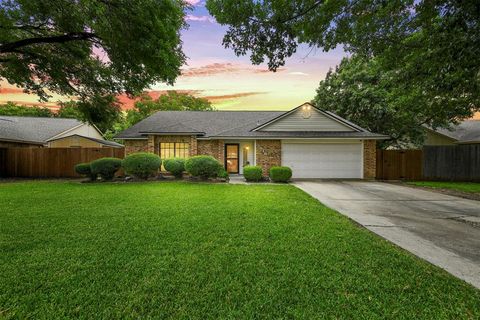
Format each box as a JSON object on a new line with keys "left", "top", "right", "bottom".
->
{"left": 225, "top": 144, "right": 239, "bottom": 174}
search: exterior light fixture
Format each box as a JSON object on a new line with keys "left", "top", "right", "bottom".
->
{"left": 302, "top": 104, "right": 312, "bottom": 119}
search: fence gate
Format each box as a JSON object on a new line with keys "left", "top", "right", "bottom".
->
{"left": 376, "top": 149, "right": 423, "bottom": 180}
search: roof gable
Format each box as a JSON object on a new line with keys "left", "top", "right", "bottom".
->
{"left": 253, "top": 103, "right": 361, "bottom": 132}
{"left": 48, "top": 134, "right": 124, "bottom": 147}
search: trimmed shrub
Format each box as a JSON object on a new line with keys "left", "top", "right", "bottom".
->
{"left": 74, "top": 162, "right": 96, "bottom": 181}
{"left": 122, "top": 152, "right": 161, "bottom": 179}
{"left": 163, "top": 158, "right": 186, "bottom": 179}
{"left": 269, "top": 166, "right": 292, "bottom": 183}
{"left": 185, "top": 155, "right": 221, "bottom": 179}
{"left": 217, "top": 167, "right": 229, "bottom": 180}
{"left": 243, "top": 165, "right": 263, "bottom": 182}
{"left": 90, "top": 157, "right": 122, "bottom": 180}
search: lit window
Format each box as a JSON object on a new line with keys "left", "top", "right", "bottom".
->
{"left": 160, "top": 142, "right": 189, "bottom": 159}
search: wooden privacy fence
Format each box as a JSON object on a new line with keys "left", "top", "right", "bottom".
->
{"left": 0, "top": 147, "right": 124, "bottom": 178}
{"left": 423, "top": 145, "right": 480, "bottom": 181}
{"left": 376, "top": 149, "right": 423, "bottom": 180}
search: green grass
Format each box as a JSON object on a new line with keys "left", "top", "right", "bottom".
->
{"left": 408, "top": 181, "right": 480, "bottom": 194}
{"left": 1, "top": 181, "right": 479, "bottom": 319}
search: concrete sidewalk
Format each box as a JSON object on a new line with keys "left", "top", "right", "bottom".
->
{"left": 294, "top": 180, "right": 480, "bottom": 289}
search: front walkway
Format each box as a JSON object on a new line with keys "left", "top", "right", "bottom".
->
{"left": 294, "top": 180, "right": 480, "bottom": 289}
{"left": 228, "top": 175, "right": 247, "bottom": 184}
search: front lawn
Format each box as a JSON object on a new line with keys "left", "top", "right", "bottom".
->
{"left": 1, "top": 182, "right": 479, "bottom": 319}
{"left": 408, "top": 181, "right": 480, "bottom": 194}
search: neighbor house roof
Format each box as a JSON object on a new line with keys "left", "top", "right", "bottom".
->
{"left": 430, "top": 120, "right": 480, "bottom": 144}
{"left": 0, "top": 116, "right": 87, "bottom": 145}
{"left": 115, "top": 104, "right": 388, "bottom": 140}
{"left": 47, "top": 134, "right": 124, "bottom": 148}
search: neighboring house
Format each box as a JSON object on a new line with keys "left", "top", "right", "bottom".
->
{"left": 425, "top": 120, "right": 480, "bottom": 146}
{"left": 0, "top": 116, "right": 123, "bottom": 148}
{"left": 115, "top": 103, "right": 388, "bottom": 179}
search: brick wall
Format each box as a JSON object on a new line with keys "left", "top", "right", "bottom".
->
{"left": 256, "top": 140, "right": 281, "bottom": 175}
{"left": 363, "top": 140, "right": 377, "bottom": 179}
{"left": 124, "top": 140, "right": 149, "bottom": 155}
{"left": 197, "top": 140, "right": 225, "bottom": 167}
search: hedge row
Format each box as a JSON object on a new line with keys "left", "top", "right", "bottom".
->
{"left": 74, "top": 153, "right": 292, "bottom": 182}
{"left": 74, "top": 153, "right": 227, "bottom": 181}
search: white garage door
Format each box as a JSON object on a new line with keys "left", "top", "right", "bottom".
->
{"left": 282, "top": 142, "right": 363, "bottom": 179}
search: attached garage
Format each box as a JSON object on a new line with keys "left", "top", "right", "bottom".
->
{"left": 281, "top": 141, "right": 363, "bottom": 179}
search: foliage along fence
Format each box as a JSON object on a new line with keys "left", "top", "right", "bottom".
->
{"left": 423, "top": 145, "right": 480, "bottom": 181}
{"left": 376, "top": 149, "right": 423, "bottom": 180}
{"left": 0, "top": 147, "right": 124, "bottom": 178}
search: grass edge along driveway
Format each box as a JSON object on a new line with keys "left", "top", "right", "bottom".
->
{"left": 1, "top": 181, "right": 479, "bottom": 319}
{"left": 407, "top": 181, "right": 480, "bottom": 194}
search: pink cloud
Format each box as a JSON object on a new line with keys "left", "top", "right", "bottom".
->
{"left": 185, "top": 0, "right": 202, "bottom": 5}
{"left": 204, "top": 92, "right": 266, "bottom": 102}
{"left": 185, "top": 14, "right": 216, "bottom": 23}
{"left": 181, "top": 62, "right": 285, "bottom": 77}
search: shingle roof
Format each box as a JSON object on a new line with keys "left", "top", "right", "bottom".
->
{"left": 434, "top": 120, "right": 480, "bottom": 143}
{"left": 115, "top": 110, "right": 388, "bottom": 140}
{"left": 0, "top": 116, "right": 84, "bottom": 144}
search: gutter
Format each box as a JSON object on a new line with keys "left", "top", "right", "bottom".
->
{"left": 0, "top": 138, "right": 45, "bottom": 145}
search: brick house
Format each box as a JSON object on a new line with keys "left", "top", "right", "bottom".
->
{"left": 115, "top": 103, "right": 388, "bottom": 179}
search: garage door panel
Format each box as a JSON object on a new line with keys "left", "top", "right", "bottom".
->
{"left": 282, "top": 143, "right": 363, "bottom": 179}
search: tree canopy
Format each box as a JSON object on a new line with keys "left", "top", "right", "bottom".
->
{"left": 125, "top": 91, "right": 214, "bottom": 126}
{"left": 0, "top": 101, "right": 53, "bottom": 117}
{"left": 314, "top": 56, "right": 429, "bottom": 148}
{"left": 207, "top": 0, "right": 480, "bottom": 131}
{"left": 58, "top": 95, "right": 122, "bottom": 133}
{"left": 0, "top": 0, "right": 187, "bottom": 101}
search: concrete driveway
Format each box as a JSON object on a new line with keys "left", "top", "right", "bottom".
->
{"left": 294, "top": 181, "right": 480, "bottom": 289}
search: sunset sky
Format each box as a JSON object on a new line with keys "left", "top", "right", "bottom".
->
{"left": 0, "top": 1, "right": 478, "bottom": 119}
{"left": 0, "top": 1, "right": 345, "bottom": 112}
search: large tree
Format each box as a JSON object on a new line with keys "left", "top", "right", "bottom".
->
{"left": 125, "top": 91, "right": 214, "bottom": 126}
{"left": 0, "top": 0, "right": 187, "bottom": 101}
{"left": 314, "top": 56, "right": 431, "bottom": 148}
{"left": 58, "top": 95, "right": 122, "bottom": 133}
{"left": 207, "top": 0, "right": 480, "bottom": 124}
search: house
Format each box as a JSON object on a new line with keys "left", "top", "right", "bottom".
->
{"left": 424, "top": 120, "right": 480, "bottom": 146}
{"left": 115, "top": 103, "right": 388, "bottom": 179}
{"left": 0, "top": 116, "right": 123, "bottom": 148}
